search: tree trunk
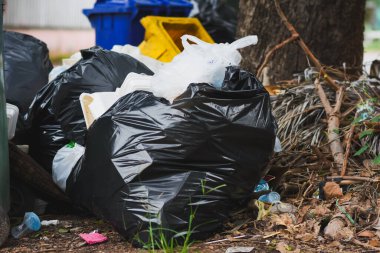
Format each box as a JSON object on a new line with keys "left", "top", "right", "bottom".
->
{"left": 236, "top": 0, "right": 365, "bottom": 83}
{"left": 8, "top": 142, "right": 70, "bottom": 204}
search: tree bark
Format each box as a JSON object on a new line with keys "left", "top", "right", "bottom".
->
{"left": 237, "top": 0, "right": 365, "bottom": 83}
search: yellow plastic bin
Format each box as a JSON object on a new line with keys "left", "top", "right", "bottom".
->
{"left": 138, "top": 16, "right": 214, "bottom": 62}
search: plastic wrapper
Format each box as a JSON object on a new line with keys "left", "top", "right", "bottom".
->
{"left": 66, "top": 66, "right": 276, "bottom": 243}
{"left": 25, "top": 47, "right": 153, "bottom": 171}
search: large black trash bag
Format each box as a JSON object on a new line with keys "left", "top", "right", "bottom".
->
{"left": 25, "top": 47, "right": 154, "bottom": 171}
{"left": 4, "top": 31, "right": 53, "bottom": 115}
{"left": 66, "top": 66, "right": 276, "bottom": 243}
{"left": 4, "top": 31, "right": 53, "bottom": 138}
{"left": 194, "top": 0, "right": 239, "bottom": 43}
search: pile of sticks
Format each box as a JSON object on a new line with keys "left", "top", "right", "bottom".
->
{"left": 266, "top": 0, "right": 380, "bottom": 197}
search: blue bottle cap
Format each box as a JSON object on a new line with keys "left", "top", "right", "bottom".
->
{"left": 24, "top": 212, "right": 41, "bottom": 231}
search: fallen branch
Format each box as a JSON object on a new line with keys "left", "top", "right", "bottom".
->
{"left": 273, "top": 0, "right": 339, "bottom": 91}
{"left": 327, "top": 175, "right": 380, "bottom": 183}
{"left": 257, "top": 35, "right": 298, "bottom": 78}
{"left": 342, "top": 120, "right": 356, "bottom": 176}
{"left": 204, "top": 235, "right": 257, "bottom": 245}
{"left": 315, "top": 79, "right": 345, "bottom": 174}
{"left": 351, "top": 238, "right": 380, "bottom": 251}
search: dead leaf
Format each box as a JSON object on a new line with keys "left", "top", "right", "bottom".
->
{"left": 369, "top": 239, "right": 380, "bottom": 247}
{"left": 297, "top": 205, "right": 311, "bottom": 223}
{"left": 339, "top": 193, "right": 352, "bottom": 203}
{"left": 358, "top": 230, "right": 376, "bottom": 238}
{"left": 305, "top": 219, "right": 321, "bottom": 237}
{"left": 295, "top": 233, "right": 314, "bottom": 242}
{"left": 275, "top": 242, "right": 300, "bottom": 253}
{"left": 323, "top": 182, "right": 343, "bottom": 200}
{"left": 313, "top": 205, "right": 330, "bottom": 217}
{"left": 363, "top": 159, "right": 380, "bottom": 171}
{"left": 337, "top": 227, "right": 354, "bottom": 241}
{"left": 271, "top": 213, "right": 295, "bottom": 229}
{"left": 327, "top": 240, "right": 342, "bottom": 248}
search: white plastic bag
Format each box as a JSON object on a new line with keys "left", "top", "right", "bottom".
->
{"left": 150, "top": 35, "right": 258, "bottom": 102}
{"left": 274, "top": 137, "right": 282, "bottom": 153}
{"left": 52, "top": 143, "right": 85, "bottom": 191}
{"left": 112, "top": 44, "right": 164, "bottom": 73}
{"left": 48, "top": 52, "right": 82, "bottom": 82}
{"left": 6, "top": 103, "right": 19, "bottom": 140}
{"left": 78, "top": 35, "right": 258, "bottom": 128}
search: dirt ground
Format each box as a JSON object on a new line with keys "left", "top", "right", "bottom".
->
{"left": 0, "top": 200, "right": 371, "bottom": 253}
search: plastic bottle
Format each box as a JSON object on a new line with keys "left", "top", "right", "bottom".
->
{"left": 258, "top": 192, "right": 281, "bottom": 204}
{"left": 11, "top": 212, "right": 41, "bottom": 239}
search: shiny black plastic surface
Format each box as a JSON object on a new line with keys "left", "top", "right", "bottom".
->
{"left": 67, "top": 67, "right": 276, "bottom": 242}
{"left": 25, "top": 47, "right": 153, "bottom": 171}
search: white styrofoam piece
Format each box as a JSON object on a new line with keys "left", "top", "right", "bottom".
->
{"left": 80, "top": 92, "right": 120, "bottom": 129}
{"left": 6, "top": 103, "right": 19, "bottom": 140}
{"left": 87, "top": 92, "right": 120, "bottom": 119}
{"left": 116, "top": 73, "right": 153, "bottom": 97}
{"left": 79, "top": 73, "right": 153, "bottom": 129}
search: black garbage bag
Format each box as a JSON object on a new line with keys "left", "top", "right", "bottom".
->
{"left": 4, "top": 31, "right": 53, "bottom": 136}
{"left": 194, "top": 0, "right": 239, "bottom": 43}
{"left": 25, "top": 47, "right": 154, "bottom": 171}
{"left": 66, "top": 66, "right": 276, "bottom": 243}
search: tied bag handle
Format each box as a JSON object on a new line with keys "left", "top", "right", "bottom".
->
{"left": 230, "top": 35, "right": 258, "bottom": 50}
{"left": 182, "top": 34, "right": 258, "bottom": 51}
{"left": 181, "top": 35, "right": 212, "bottom": 54}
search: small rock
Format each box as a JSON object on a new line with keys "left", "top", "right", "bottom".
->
{"left": 270, "top": 202, "right": 297, "bottom": 214}
{"left": 324, "top": 216, "right": 346, "bottom": 239}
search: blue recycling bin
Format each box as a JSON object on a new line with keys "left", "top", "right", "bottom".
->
{"left": 83, "top": 0, "right": 193, "bottom": 49}
{"left": 161, "top": 0, "right": 192, "bottom": 17}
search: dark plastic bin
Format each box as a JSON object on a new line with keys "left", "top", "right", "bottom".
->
{"left": 83, "top": 0, "right": 193, "bottom": 49}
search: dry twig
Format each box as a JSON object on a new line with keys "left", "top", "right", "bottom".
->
{"left": 342, "top": 121, "right": 356, "bottom": 176}
{"left": 257, "top": 35, "right": 298, "bottom": 78}
{"left": 326, "top": 176, "right": 380, "bottom": 183}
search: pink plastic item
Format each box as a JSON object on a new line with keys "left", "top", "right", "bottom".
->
{"left": 79, "top": 232, "right": 108, "bottom": 245}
